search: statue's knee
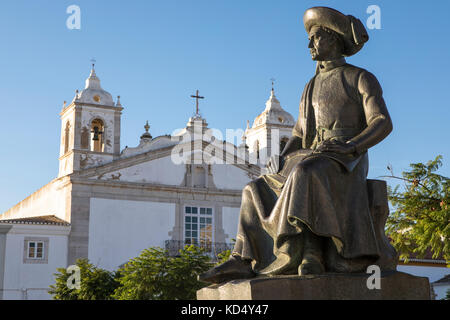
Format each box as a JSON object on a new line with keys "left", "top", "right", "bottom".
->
{"left": 291, "top": 158, "right": 327, "bottom": 179}
{"left": 242, "top": 181, "right": 256, "bottom": 196}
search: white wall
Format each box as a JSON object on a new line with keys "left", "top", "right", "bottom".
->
{"left": 1, "top": 224, "right": 69, "bottom": 300}
{"left": 433, "top": 284, "right": 450, "bottom": 300}
{"left": 1, "top": 179, "right": 67, "bottom": 221}
{"left": 222, "top": 207, "right": 240, "bottom": 243}
{"left": 96, "top": 156, "right": 186, "bottom": 186}
{"left": 89, "top": 198, "right": 175, "bottom": 271}
{"left": 212, "top": 164, "right": 251, "bottom": 190}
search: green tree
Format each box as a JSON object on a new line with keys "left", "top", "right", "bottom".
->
{"left": 444, "top": 289, "right": 450, "bottom": 300}
{"left": 385, "top": 155, "right": 449, "bottom": 264}
{"left": 215, "top": 238, "right": 235, "bottom": 265}
{"left": 113, "top": 245, "right": 212, "bottom": 300}
{"left": 49, "top": 258, "right": 119, "bottom": 300}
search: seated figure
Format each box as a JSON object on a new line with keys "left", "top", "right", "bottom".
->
{"left": 200, "top": 7, "right": 396, "bottom": 283}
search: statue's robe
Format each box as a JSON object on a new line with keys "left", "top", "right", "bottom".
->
{"left": 233, "top": 58, "right": 391, "bottom": 274}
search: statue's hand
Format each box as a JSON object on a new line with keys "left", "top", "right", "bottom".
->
{"left": 316, "top": 140, "right": 356, "bottom": 154}
{"left": 266, "top": 155, "right": 282, "bottom": 174}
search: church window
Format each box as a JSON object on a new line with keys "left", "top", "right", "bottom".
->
{"left": 90, "top": 119, "right": 105, "bottom": 152}
{"left": 280, "top": 137, "right": 289, "bottom": 154}
{"left": 255, "top": 140, "right": 260, "bottom": 160}
{"left": 184, "top": 206, "right": 213, "bottom": 251}
{"left": 64, "top": 121, "right": 71, "bottom": 154}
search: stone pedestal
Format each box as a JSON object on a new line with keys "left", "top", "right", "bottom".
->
{"left": 197, "top": 271, "right": 430, "bottom": 300}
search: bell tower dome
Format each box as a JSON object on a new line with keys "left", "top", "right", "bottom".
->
{"left": 245, "top": 85, "right": 295, "bottom": 167}
{"left": 58, "top": 64, "right": 123, "bottom": 177}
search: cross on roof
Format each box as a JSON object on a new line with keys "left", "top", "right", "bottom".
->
{"left": 190, "top": 90, "right": 204, "bottom": 116}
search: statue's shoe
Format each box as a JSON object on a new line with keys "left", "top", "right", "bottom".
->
{"left": 298, "top": 255, "right": 325, "bottom": 276}
{"left": 198, "top": 256, "right": 255, "bottom": 284}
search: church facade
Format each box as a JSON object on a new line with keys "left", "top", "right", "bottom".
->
{"left": 0, "top": 66, "right": 295, "bottom": 299}
{"left": 2, "top": 66, "right": 446, "bottom": 300}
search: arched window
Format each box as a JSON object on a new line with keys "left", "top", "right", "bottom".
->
{"left": 80, "top": 127, "right": 89, "bottom": 150}
{"left": 255, "top": 140, "right": 260, "bottom": 160}
{"left": 90, "top": 119, "right": 105, "bottom": 152}
{"left": 280, "top": 137, "right": 289, "bottom": 155}
{"left": 64, "top": 122, "right": 71, "bottom": 154}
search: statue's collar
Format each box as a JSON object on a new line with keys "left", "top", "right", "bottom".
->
{"left": 317, "top": 57, "right": 347, "bottom": 73}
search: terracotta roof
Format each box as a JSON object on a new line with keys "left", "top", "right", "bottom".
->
{"left": 399, "top": 258, "right": 447, "bottom": 265}
{"left": 0, "top": 215, "right": 70, "bottom": 226}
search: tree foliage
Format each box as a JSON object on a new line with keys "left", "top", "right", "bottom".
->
{"left": 215, "top": 238, "right": 235, "bottom": 265}
{"left": 48, "top": 258, "right": 119, "bottom": 300}
{"left": 385, "top": 155, "right": 449, "bottom": 264}
{"left": 112, "top": 245, "right": 212, "bottom": 300}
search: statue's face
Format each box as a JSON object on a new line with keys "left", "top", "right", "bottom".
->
{"left": 308, "top": 26, "right": 340, "bottom": 61}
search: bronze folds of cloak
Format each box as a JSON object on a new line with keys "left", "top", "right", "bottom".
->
{"left": 200, "top": 7, "right": 398, "bottom": 284}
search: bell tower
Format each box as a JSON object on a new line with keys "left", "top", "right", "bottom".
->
{"left": 245, "top": 86, "right": 295, "bottom": 167}
{"left": 58, "top": 64, "right": 123, "bottom": 177}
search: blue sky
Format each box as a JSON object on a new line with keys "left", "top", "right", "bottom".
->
{"left": 0, "top": 0, "right": 449, "bottom": 213}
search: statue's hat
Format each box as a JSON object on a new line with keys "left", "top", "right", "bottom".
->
{"left": 303, "top": 7, "right": 369, "bottom": 56}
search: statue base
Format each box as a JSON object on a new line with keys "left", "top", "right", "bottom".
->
{"left": 197, "top": 271, "right": 430, "bottom": 300}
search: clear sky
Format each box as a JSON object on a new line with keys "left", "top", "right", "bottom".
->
{"left": 0, "top": 0, "right": 449, "bottom": 213}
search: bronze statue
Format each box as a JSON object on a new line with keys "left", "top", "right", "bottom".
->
{"left": 200, "top": 6, "right": 394, "bottom": 283}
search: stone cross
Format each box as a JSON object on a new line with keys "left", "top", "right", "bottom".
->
{"left": 190, "top": 90, "right": 204, "bottom": 116}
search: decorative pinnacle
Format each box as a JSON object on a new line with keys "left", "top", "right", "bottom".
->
{"left": 116, "top": 95, "right": 122, "bottom": 106}
{"left": 270, "top": 78, "right": 275, "bottom": 92}
{"left": 140, "top": 120, "right": 152, "bottom": 140}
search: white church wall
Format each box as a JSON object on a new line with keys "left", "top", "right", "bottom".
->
{"left": 120, "top": 136, "right": 177, "bottom": 158}
{"left": 95, "top": 156, "right": 186, "bottom": 186}
{"left": 1, "top": 224, "right": 69, "bottom": 300}
{"left": 212, "top": 164, "right": 251, "bottom": 190}
{"left": 0, "top": 179, "right": 67, "bottom": 221}
{"left": 221, "top": 207, "right": 240, "bottom": 243}
{"left": 88, "top": 198, "right": 175, "bottom": 271}
{"left": 80, "top": 152, "right": 114, "bottom": 170}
